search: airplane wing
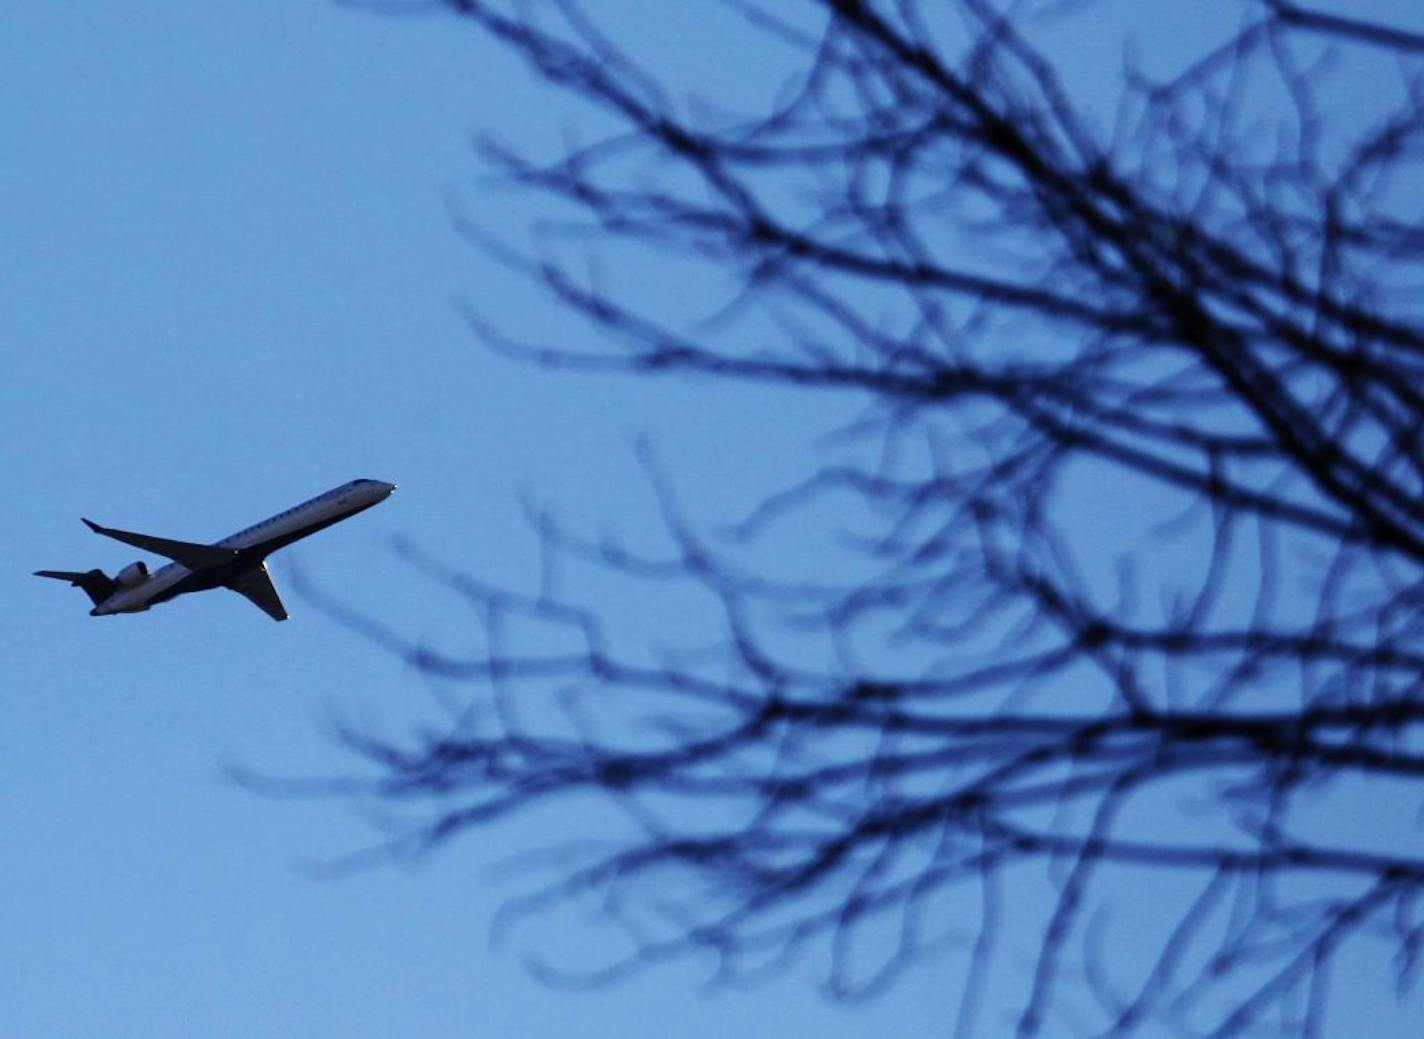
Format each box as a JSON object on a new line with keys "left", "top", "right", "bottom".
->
{"left": 82, "top": 518, "right": 239, "bottom": 569}
{"left": 224, "top": 563, "right": 288, "bottom": 622}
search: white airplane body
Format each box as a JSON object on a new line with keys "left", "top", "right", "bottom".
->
{"left": 36, "top": 478, "right": 396, "bottom": 621}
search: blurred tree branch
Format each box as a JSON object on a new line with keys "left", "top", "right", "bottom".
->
{"left": 324, "top": 1, "right": 1424, "bottom": 1034}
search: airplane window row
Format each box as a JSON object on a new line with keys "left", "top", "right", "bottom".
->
{"left": 247, "top": 492, "right": 349, "bottom": 533}
{"left": 225, "top": 485, "right": 367, "bottom": 542}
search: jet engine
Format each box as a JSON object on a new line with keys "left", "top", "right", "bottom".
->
{"left": 115, "top": 561, "right": 149, "bottom": 588}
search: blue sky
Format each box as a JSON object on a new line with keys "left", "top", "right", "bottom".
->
{"left": 4, "top": 2, "right": 1422, "bottom": 1036}
{"left": 1, "top": 4, "right": 931, "bottom": 1036}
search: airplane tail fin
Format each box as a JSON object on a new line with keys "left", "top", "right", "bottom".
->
{"left": 35, "top": 568, "right": 117, "bottom": 606}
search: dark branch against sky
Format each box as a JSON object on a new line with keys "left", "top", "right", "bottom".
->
{"left": 310, "top": 3, "right": 1424, "bottom": 1035}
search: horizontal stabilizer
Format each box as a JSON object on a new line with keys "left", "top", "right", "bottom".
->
{"left": 35, "top": 568, "right": 117, "bottom": 606}
{"left": 82, "top": 518, "right": 238, "bottom": 569}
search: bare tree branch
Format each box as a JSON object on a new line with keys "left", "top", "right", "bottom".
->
{"left": 307, "top": 1, "right": 1424, "bottom": 1033}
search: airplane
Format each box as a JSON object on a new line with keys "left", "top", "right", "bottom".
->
{"left": 35, "top": 478, "right": 396, "bottom": 622}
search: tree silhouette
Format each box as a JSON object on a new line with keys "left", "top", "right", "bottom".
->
{"left": 323, "top": 2, "right": 1424, "bottom": 1034}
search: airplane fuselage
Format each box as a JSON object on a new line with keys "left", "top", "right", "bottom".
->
{"left": 40, "top": 479, "right": 396, "bottom": 621}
